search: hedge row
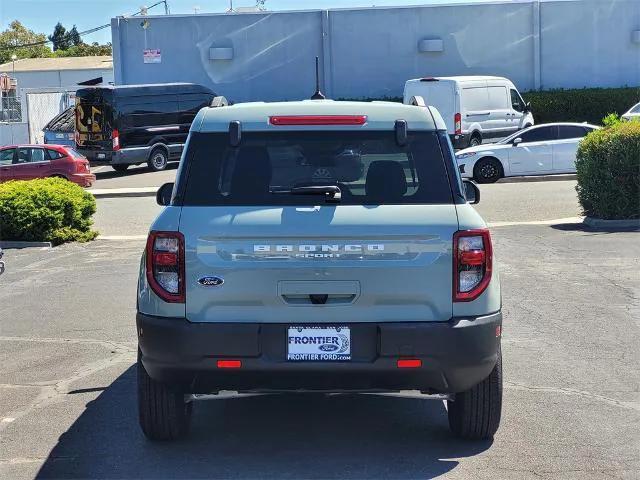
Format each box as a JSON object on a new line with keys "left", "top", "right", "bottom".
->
{"left": 341, "top": 86, "right": 640, "bottom": 125}
{"left": 522, "top": 87, "right": 640, "bottom": 125}
{"left": 575, "top": 120, "right": 640, "bottom": 220}
{"left": 0, "top": 178, "right": 98, "bottom": 245}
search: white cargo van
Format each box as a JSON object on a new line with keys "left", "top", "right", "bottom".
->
{"left": 403, "top": 76, "right": 534, "bottom": 149}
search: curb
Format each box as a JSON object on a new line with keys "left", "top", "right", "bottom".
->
{"left": 583, "top": 217, "right": 640, "bottom": 229}
{"left": 497, "top": 174, "right": 577, "bottom": 184}
{"left": 0, "top": 241, "right": 52, "bottom": 249}
{"left": 90, "top": 187, "right": 158, "bottom": 199}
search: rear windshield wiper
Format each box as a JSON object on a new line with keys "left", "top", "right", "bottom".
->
{"left": 270, "top": 184, "right": 342, "bottom": 203}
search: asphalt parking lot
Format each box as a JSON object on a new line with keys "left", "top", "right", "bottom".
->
{"left": 1, "top": 182, "right": 639, "bottom": 479}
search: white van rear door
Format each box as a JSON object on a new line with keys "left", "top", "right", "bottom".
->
{"left": 404, "top": 80, "right": 456, "bottom": 133}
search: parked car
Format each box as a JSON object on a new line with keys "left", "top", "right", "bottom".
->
{"left": 75, "top": 83, "right": 216, "bottom": 172}
{"left": 137, "top": 98, "right": 503, "bottom": 442}
{"left": 403, "top": 76, "right": 534, "bottom": 149}
{"left": 455, "top": 122, "right": 599, "bottom": 183}
{"left": 0, "top": 144, "right": 95, "bottom": 187}
{"left": 43, "top": 107, "right": 75, "bottom": 146}
{"left": 621, "top": 102, "right": 640, "bottom": 121}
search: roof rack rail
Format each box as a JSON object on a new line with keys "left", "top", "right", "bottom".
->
{"left": 211, "top": 96, "right": 229, "bottom": 108}
{"left": 409, "top": 95, "right": 426, "bottom": 107}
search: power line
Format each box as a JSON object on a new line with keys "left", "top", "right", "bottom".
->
{"left": 0, "top": 1, "right": 169, "bottom": 51}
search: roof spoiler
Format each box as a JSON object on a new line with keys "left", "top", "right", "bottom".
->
{"left": 211, "top": 96, "right": 229, "bottom": 108}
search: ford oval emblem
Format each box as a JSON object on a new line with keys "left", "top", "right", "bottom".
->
{"left": 319, "top": 343, "right": 339, "bottom": 352}
{"left": 198, "top": 276, "right": 224, "bottom": 287}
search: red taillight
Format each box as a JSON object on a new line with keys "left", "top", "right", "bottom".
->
{"left": 269, "top": 115, "right": 367, "bottom": 126}
{"left": 217, "top": 360, "right": 242, "bottom": 369}
{"left": 397, "top": 359, "right": 422, "bottom": 368}
{"left": 112, "top": 129, "right": 120, "bottom": 151}
{"left": 454, "top": 113, "right": 462, "bottom": 135}
{"left": 146, "top": 231, "right": 185, "bottom": 303}
{"left": 453, "top": 229, "right": 492, "bottom": 302}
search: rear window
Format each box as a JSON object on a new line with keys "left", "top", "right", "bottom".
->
{"left": 181, "top": 131, "right": 453, "bottom": 206}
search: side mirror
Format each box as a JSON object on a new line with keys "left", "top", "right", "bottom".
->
{"left": 524, "top": 102, "right": 531, "bottom": 112}
{"left": 512, "top": 137, "right": 523, "bottom": 146}
{"left": 463, "top": 180, "right": 480, "bottom": 205}
{"left": 156, "top": 182, "right": 174, "bottom": 206}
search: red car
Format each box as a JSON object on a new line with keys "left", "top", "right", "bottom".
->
{"left": 0, "top": 144, "right": 95, "bottom": 187}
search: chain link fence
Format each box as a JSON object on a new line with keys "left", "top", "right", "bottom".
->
{"left": 0, "top": 96, "right": 22, "bottom": 122}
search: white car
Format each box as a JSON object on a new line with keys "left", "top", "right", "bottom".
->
{"left": 455, "top": 122, "right": 599, "bottom": 183}
{"left": 621, "top": 102, "right": 640, "bottom": 121}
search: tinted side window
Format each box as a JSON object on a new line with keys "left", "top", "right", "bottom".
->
{"left": 519, "top": 126, "right": 557, "bottom": 143}
{"left": 0, "top": 148, "right": 15, "bottom": 165}
{"left": 118, "top": 96, "right": 180, "bottom": 128}
{"left": 182, "top": 131, "right": 453, "bottom": 206}
{"left": 15, "top": 148, "right": 30, "bottom": 164}
{"left": 30, "top": 149, "right": 47, "bottom": 163}
{"left": 47, "top": 149, "right": 65, "bottom": 160}
{"left": 557, "top": 126, "right": 589, "bottom": 140}
{"left": 510, "top": 89, "right": 524, "bottom": 112}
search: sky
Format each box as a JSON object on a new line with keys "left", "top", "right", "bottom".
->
{"left": 0, "top": 0, "right": 496, "bottom": 46}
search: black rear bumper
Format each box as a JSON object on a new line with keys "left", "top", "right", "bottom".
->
{"left": 137, "top": 312, "right": 502, "bottom": 394}
{"left": 449, "top": 133, "right": 471, "bottom": 150}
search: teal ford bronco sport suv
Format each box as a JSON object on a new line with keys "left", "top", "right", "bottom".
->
{"left": 137, "top": 99, "right": 502, "bottom": 441}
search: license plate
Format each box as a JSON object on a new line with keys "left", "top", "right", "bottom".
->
{"left": 287, "top": 326, "right": 351, "bottom": 361}
{"left": 97, "top": 153, "right": 106, "bottom": 159}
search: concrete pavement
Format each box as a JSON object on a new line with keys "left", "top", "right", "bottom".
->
{"left": 1, "top": 225, "right": 638, "bottom": 479}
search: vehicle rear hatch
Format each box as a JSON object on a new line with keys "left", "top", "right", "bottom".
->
{"left": 405, "top": 79, "right": 456, "bottom": 133}
{"left": 179, "top": 128, "right": 458, "bottom": 324}
{"left": 75, "top": 89, "right": 113, "bottom": 153}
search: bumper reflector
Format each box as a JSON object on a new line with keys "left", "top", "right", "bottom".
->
{"left": 217, "top": 360, "right": 242, "bottom": 369}
{"left": 397, "top": 359, "right": 422, "bottom": 369}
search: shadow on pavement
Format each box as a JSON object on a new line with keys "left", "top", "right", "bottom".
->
{"left": 550, "top": 222, "right": 639, "bottom": 234}
{"left": 94, "top": 163, "right": 178, "bottom": 180}
{"left": 37, "top": 366, "right": 491, "bottom": 479}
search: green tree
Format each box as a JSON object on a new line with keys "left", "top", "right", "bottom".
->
{"left": 0, "top": 21, "right": 52, "bottom": 64}
{"left": 48, "top": 22, "right": 70, "bottom": 51}
{"left": 53, "top": 42, "right": 112, "bottom": 57}
{"left": 68, "top": 25, "right": 81, "bottom": 47}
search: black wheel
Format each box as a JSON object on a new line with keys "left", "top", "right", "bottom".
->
{"left": 112, "top": 164, "right": 129, "bottom": 173}
{"left": 447, "top": 346, "right": 502, "bottom": 440}
{"left": 474, "top": 157, "right": 503, "bottom": 184}
{"left": 137, "top": 351, "right": 192, "bottom": 441}
{"left": 469, "top": 134, "right": 482, "bottom": 147}
{"left": 148, "top": 148, "right": 169, "bottom": 172}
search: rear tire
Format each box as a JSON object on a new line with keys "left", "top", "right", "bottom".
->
{"left": 112, "top": 164, "right": 129, "bottom": 173}
{"left": 473, "top": 157, "right": 503, "bottom": 184}
{"left": 447, "top": 346, "right": 502, "bottom": 440}
{"left": 469, "top": 134, "right": 482, "bottom": 147}
{"left": 137, "top": 351, "right": 192, "bottom": 441}
{"left": 148, "top": 147, "right": 169, "bottom": 172}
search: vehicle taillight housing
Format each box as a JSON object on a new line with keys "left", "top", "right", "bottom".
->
{"left": 112, "top": 129, "right": 120, "bottom": 151}
{"left": 453, "top": 229, "right": 492, "bottom": 302}
{"left": 454, "top": 113, "right": 462, "bottom": 135}
{"left": 146, "top": 231, "right": 185, "bottom": 303}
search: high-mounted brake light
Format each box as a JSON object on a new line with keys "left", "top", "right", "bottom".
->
{"left": 269, "top": 115, "right": 367, "bottom": 126}
{"left": 112, "top": 129, "right": 120, "bottom": 151}
{"left": 454, "top": 113, "right": 462, "bottom": 135}
{"left": 453, "top": 229, "right": 492, "bottom": 302}
{"left": 146, "top": 231, "right": 185, "bottom": 303}
{"left": 217, "top": 360, "right": 242, "bottom": 369}
{"left": 397, "top": 359, "right": 422, "bottom": 368}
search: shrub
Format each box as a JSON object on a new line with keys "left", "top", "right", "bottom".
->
{"left": 522, "top": 87, "right": 640, "bottom": 125}
{"left": 0, "top": 178, "right": 98, "bottom": 245}
{"left": 575, "top": 121, "right": 640, "bottom": 220}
